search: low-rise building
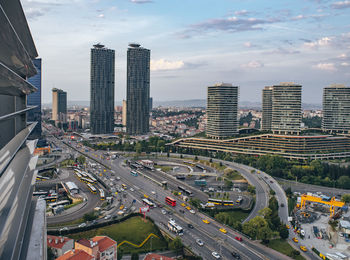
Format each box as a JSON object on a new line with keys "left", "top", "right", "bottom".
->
{"left": 47, "top": 235, "right": 74, "bottom": 258}
{"left": 75, "top": 236, "right": 117, "bottom": 260}
{"left": 57, "top": 249, "right": 95, "bottom": 260}
{"left": 143, "top": 253, "right": 174, "bottom": 260}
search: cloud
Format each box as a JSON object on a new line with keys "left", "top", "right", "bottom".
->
{"left": 24, "top": 7, "right": 45, "bottom": 20}
{"left": 241, "top": 60, "right": 264, "bottom": 68}
{"left": 151, "top": 59, "right": 185, "bottom": 71}
{"left": 264, "top": 47, "right": 300, "bottom": 55}
{"left": 304, "top": 37, "right": 332, "bottom": 48}
{"left": 291, "top": 14, "right": 306, "bottom": 20}
{"left": 129, "top": 0, "right": 153, "bottom": 4}
{"left": 331, "top": 1, "right": 350, "bottom": 9}
{"left": 178, "top": 16, "right": 278, "bottom": 39}
{"left": 313, "top": 63, "right": 337, "bottom": 71}
{"left": 234, "top": 10, "right": 249, "bottom": 16}
{"left": 97, "top": 13, "right": 105, "bottom": 18}
{"left": 341, "top": 62, "right": 350, "bottom": 66}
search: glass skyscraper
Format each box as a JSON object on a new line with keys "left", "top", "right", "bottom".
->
{"left": 27, "top": 58, "right": 42, "bottom": 139}
{"left": 126, "top": 43, "right": 150, "bottom": 135}
{"left": 90, "top": 44, "right": 115, "bottom": 134}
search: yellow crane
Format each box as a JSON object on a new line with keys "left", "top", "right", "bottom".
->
{"left": 298, "top": 194, "right": 345, "bottom": 217}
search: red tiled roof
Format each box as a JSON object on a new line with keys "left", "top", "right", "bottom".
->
{"left": 56, "top": 249, "right": 94, "bottom": 260}
{"left": 47, "top": 235, "right": 72, "bottom": 249}
{"left": 91, "top": 236, "right": 117, "bottom": 253}
{"left": 76, "top": 238, "right": 94, "bottom": 248}
{"left": 143, "top": 253, "right": 174, "bottom": 260}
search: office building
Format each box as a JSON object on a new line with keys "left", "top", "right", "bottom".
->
{"left": 90, "top": 44, "right": 115, "bottom": 134}
{"left": 206, "top": 83, "right": 238, "bottom": 139}
{"left": 126, "top": 43, "right": 150, "bottom": 135}
{"left": 122, "top": 100, "right": 127, "bottom": 126}
{"left": 149, "top": 97, "right": 153, "bottom": 111}
{"left": 0, "top": 0, "right": 46, "bottom": 259}
{"left": 52, "top": 88, "right": 67, "bottom": 127}
{"left": 261, "top": 86, "right": 273, "bottom": 131}
{"left": 27, "top": 58, "right": 42, "bottom": 139}
{"left": 271, "top": 83, "right": 302, "bottom": 135}
{"left": 323, "top": 84, "right": 350, "bottom": 133}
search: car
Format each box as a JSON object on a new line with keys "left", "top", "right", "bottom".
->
{"left": 231, "top": 252, "right": 241, "bottom": 259}
{"left": 281, "top": 203, "right": 285, "bottom": 207}
{"left": 189, "top": 209, "right": 195, "bottom": 214}
{"left": 179, "top": 209, "right": 185, "bottom": 214}
{"left": 181, "top": 203, "right": 186, "bottom": 207}
{"left": 130, "top": 188, "right": 134, "bottom": 192}
{"left": 270, "top": 180, "right": 273, "bottom": 183}
{"left": 286, "top": 225, "right": 290, "bottom": 229}
{"left": 104, "top": 215, "right": 111, "bottom": 220}
{"left": 188, "top": 223, "right": 194, "bottom": 229}
{"left": 219, "top": 228, "right": 227, "bottom": 234}
{"left": 196, "top": 239, "right": 204, "bottom": 246}
{"left": 78, "top": 223, "right": 86, "bottom": 228}
{"left": 161, "top": 209, "right": 167, "bottom": 215}
{"left": 212, "top": 251, "right": 220, "bottom": 259}
{"left": 186, "top": 206, "right": 191, "bottom": 210}
{"left": 59, "top": 227, "right": 68, "bottom": 232}
{"left": 292, "top": 237, "right": 299, "bottom": 243}
{"left": 151, "top": 191, "right": 156, "bottom": 195}
{"left": 203, "top": 219, "right": 210, "bottom": 224}
{"left": 235, "top": 236, "right": 242, "bottom": 241}
{"left": 169, "top": 218, "right": 175, "bottom": 222}
{"left": 300, "top": 246, "right": 307, "bottom": 252}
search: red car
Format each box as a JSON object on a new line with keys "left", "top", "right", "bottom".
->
{"left": 235, "top": 236, "right": 243, "bottom": 241}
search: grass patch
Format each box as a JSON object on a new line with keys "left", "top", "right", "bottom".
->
{"left": 68, "top": 216, "right": 167, "bottom": 254}
{"left": 265, "top": 239, "right": 306, "bottom": 260}
{"left": 224, "top": 168, "right": 244, "bottom": 180}
{"left": 47, "top": 217, "right": 84, "bottom": 228}
{"left": 155, "top": 165, "right": 173, "bottom": 172}
{"left": 217, "top": 210, "right": 249, "bottom": 223}
{"left": 64, "top": 200, "right": 83, "bottom": 210}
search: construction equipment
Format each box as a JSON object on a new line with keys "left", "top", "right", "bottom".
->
{"left": 297, "top": 194, "right": 345, "bottom": 217}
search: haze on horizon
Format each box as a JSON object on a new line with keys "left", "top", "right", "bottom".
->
{"left": 22, "top": 0, "right": 350, "bottom": 104}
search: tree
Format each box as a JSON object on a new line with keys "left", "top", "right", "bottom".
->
{"left": 224, "top": 179, "right": 233, "bottom": 189}
{"left": 169, "top": 237, "right": 183, "bottom": 256}
{"left": 83, "top": 212, "right": 97, "bottom": 222}
{"left": 131, "top": 252, "right": 139, "bottom": 260}
{"left": 135, "top": 143, "right": 142, "bottom": 155}
{"left": 76, "top": 155, "right": 86, "bottom": 165}
{"left": 338, "top": 176, "right": 350, "bottom": 189}
{"left": 342, "top": 194, "right": 350, "bottom": 203}
{"left": 279, "top": 225, "right": 289, "bottom": 239}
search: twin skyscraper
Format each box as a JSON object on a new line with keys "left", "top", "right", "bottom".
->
{"left": 90, "top": 43, "right": 150, "bottom": 135}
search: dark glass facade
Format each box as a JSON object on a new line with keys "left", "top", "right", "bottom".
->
{"left": 27, "top": 58, "right": 42, "bottom": 139}
{"left": 90, "top": 44, "right": 115, "bottom": 134}
{"left": 126, "top": 44, "right": 150, "bottom": 135}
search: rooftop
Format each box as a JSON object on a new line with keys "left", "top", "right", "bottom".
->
{"left": 91, "top": 236, "right": 117, "bottom": 252}
{"left": 47, "top": 235, "right": 73, "bottom": 249}
{"left": 57, "top": 249, "right": 94, "bottom": 260}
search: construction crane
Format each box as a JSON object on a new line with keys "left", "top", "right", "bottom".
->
{"left": 297, "top": 194, "right": 345, "bottom": 217}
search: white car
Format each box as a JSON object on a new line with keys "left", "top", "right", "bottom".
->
{"left": 196, "top": 239, "right": 204, "bottom": 246}
{"left": 130, "top": 188, "right": 134, "bottom": 192}
{"left": 161, "top": 209, "right": 167, "bottom": 215}
{"left": 151, "top": 191, "right": 156, "bottom": 195}
{"left": 78, "top": 223, "right": 86, "bottom": 228}
{"left": 212, "top": 252, "right": 220, "bottom": 259}
{"left": 189, "top": 210, "right": 195, "bottom": 214}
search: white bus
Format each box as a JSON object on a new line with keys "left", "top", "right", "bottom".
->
{"left": 99, "top": 189, "right": 105, "bottom": 200}
{"left": 142, "top": 198, "right": 155, "bottom": 208}
{"left": 168, "top": 220, "right": 183, "bottom": 236}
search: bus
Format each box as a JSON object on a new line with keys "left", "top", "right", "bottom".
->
{"left": 121, "top": 184, "right": 127, "bottom": 190}
{"left": 183, "top": 161, "right": 195, "bottom": 167}
{"left": 85, "top": 173, "right": 97, "bottom": 184}
{"left": 168, "top": 220, "right": 183, "bottom": 236}
{"left": 130, "top": 170, "right": 138, "bottom": 177}
{"left": 33, "top": 191, "right": 48, "bottom": 196}
{"left": 87, "top": 183, "right": 97, "bottom": 194}
{"left": 142, "top": 198, "right": 155, "bottom": 208}
{"left": 44, "top": 196, "right": 57, "bottom": 202}
{"left": 48, "top": 200, "right": 70, "bottom": 208}
{"left": 36, "top": 175, "right": 50, "bottom": 181}
{"left": 178, "top": 186, "right": 193, "bottom": 196}
{"left": 165, "top": 196, "right": 176, "bottom": 207}
{"left": 236, "top": 196, "right": 243, "bottom": 204}
{"left": 99, "top": 189, "right": 105, "bottom": 200}
{"left": 194, "top": 179, "right": 207, "bottom": 187}
{"left": 195, "top": 164, "right": 205, "bottom": 171}
{"left": 80, "top": 171, "right": 88, "bottom": 178}
{"left": 75, "top": 172, "right": 82, "bottom": 179}
{"left": 208, "top": 198, "right": 234, "bottom": 206}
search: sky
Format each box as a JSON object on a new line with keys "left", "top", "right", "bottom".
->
{"left": 22, "top": 0, "right": 350, "bottom": 104}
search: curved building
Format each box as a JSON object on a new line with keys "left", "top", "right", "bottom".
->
{"left": 206, "top": 83, "right": 238, "bottom": 139}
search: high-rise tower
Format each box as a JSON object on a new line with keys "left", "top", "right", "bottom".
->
{"left": 206, "top": 83, "right": 238, "bottom": 139}
{"left": 126, "top": 43, "right": 150, "bottom": 135}
{"left": 271, "top": 83, "right": 302, "bottom": 135}
{"left": 90, "top": 44, "right": 115, "bottom": 134}
{"left": 323, "top": 84, "right": 350, "bottom": 133}
{"left": 261, "top": 86, "right": 273, "bottom": 131}
{"left": 52, "top": 88, "right": 67, "bottom": 126}
{"left": 27, "top": 58, "right": 42, "bottom": 139}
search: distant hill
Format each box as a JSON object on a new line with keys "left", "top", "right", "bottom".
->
{"left": 42, "top": 100, "right": 322, "bottom": 110}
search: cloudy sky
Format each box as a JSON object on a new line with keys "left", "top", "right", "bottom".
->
{"left": 22, "top": 0, "right": 350, "bottom": 104}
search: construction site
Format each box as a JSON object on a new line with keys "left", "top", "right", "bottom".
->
{"left": 291, "top": 193, "right": 350, "bottom": 259}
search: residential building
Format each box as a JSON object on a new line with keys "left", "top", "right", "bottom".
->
{"left": 322, "top": 84, "right": 350, "bottom": 133}
{"left": 126, "top": 43, "right": 150, "bottom": 135}
{"left": 52, "top": 88, "right": 67, "bottom": 126}
{"left": 47, "top": 235, "right": 74, "bottom": 258}
{"left": 261, "top": 86, "right": 273, "bottom": 131}
{"left": 271, "top": 83, "right": 302, "bottom": 135}
{"left": 27, "top": 58, "right": 42, "bottom": 139}
{"left": 90, "top": 44, "right": 115, "bottom": 134}
{"left": 143, "top": 253, "right": 174, "bottom": 260}
{"left": 75, "top": 236, "right": 117, "bottom": 260}
{"left": 0, "top": 0, "right": 46, "bottom": 259}
{"left": 122, "top": 100, "right": 127, "bottom": 126}
{"left": 206, "top": 83, "right": 238, "bottom": 139}
{"left": 57, "top": 249, "right": 95, "bottom": 260}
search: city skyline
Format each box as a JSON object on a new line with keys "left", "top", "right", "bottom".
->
{"left": 22, "top": 0, "right": 350, "bottom": 104}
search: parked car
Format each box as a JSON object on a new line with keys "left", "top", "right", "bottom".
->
{"left": 196, "top": 239, "right": 204, "bottom": 246}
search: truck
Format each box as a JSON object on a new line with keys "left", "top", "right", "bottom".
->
{"left": 194, "top": 179, "right": 207, "bottom": 187}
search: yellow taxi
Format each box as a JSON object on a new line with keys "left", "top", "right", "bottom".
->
{"left": 300, "top": 246, "right": 307, "bottom": 252}
{"left": 120, "top": 205, "right": 124, "bottom": 210}
{"left": 202, "top": 219, "right": 210, "bottom": 224}
{"left": 219, "top": 228, "right": 227, "bottom": 234}
{"left": 292, "top": 237, "right": 298, "bottom": 243}
{"left": 286, "top": 225, "right": 290, "bottom": 229}
{"left": 186, "top": 206, "right": 191, "bottom": 210}
{"left": 181, "top": 203, "right": 186, "bottom": 207}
